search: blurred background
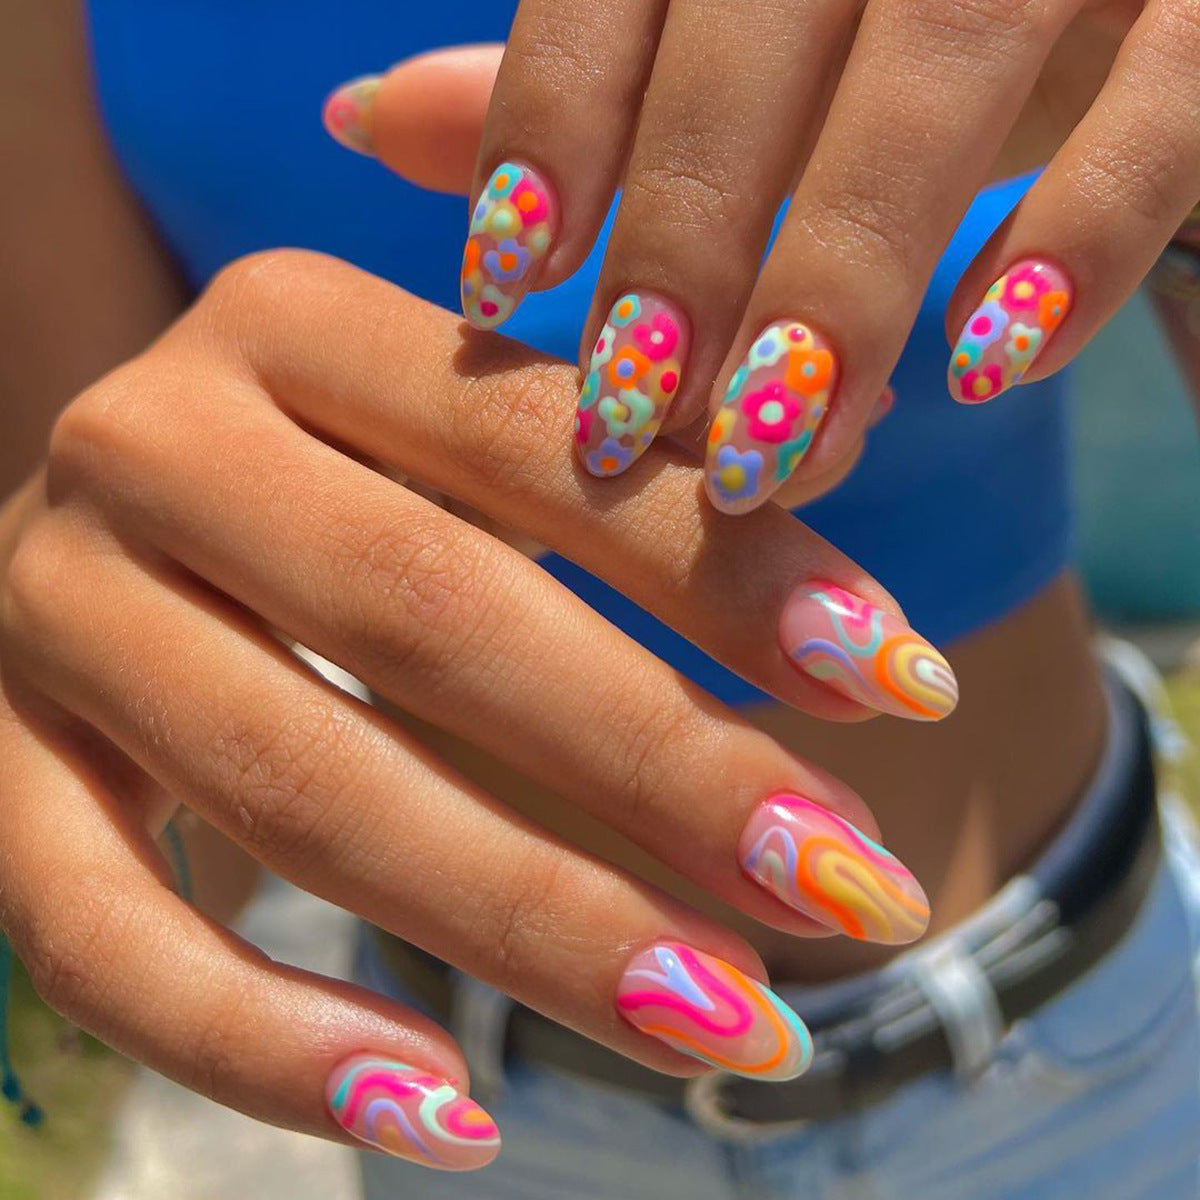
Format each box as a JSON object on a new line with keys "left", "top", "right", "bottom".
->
{"left": 2, "top": 289, "right": 1198, "bottom": 1200}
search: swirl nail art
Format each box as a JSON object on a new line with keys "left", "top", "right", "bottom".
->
{"left": 461, "top": 163, "right": 558, "bottom": 331}
{"left": 739, "top": 793, "right": 930, "bottom": 944}
{"left": 780, "top": 583, "right": 958, "bottom": 721}
{"left": 949, "top": 259, "right": 1073, "bottom": 404}
{"left": 616, "top": 942, "right": 813, "bottom": 1081}
{"left": 704, "top": 320, "right": 837, "bottom": 514}
{"left": 322, "top": 76, "right": 381, "bottom": 155}
{"left": 325, "top": 1055, "right": 500, "bottom": 1171}
{"left": 575, "top": 293, "right": 690, "bottom": 476}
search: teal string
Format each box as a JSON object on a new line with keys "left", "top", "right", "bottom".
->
{"left": 0, "top": 935, "right": 43, "bottom": 1127}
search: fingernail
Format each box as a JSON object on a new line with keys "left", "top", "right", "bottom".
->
{"left": 322, "top": 76, "right": 382, "bottom": 156}
{"left": 704, "top": 321, "right": 837, "bottom": 515}
{"left": 576, "top": 293, "right": 691, "bottom": 476}
{"left": 461, "top": 163, "right": 559, "bottom": 331}
{"left": 948, "top": 258, "right": 1073, "bottom": 404}
{"left": 866, "top": 384, "right": 895, "bottom": 430}
{"left": 781, "top": 582, "right": 959, "bottom": 721}
{"left": 616, "top": 942, "right": 813, "bottom": 1081}
{"left": 326, "top": 1054, "right": 500, "bottom": 1171}
{"left": 739, "top": 793, "right": 930, "bottom": 944}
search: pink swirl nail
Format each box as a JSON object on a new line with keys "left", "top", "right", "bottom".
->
{"left": 325, "top": 1055, "right": 500, "bottom": 1171}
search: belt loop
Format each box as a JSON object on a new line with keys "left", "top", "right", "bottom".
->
{"left": 448, "top": 973, "right": 513, "bottom": 1101}
{"left": 910, "top": 943, "right": 1005, "bottom": 1080}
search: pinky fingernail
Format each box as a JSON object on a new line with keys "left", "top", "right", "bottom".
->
{"left": 461, "top": 162, "right": 559, "bottom": 331}
{"left": 322, "top": 76, "right": 382, "bottom": 155}
{"left": 576, "top": 293, "right": 690, "bottom": 476}
{"left": 949, "top": 259, "right": 1073, "bottom": 404}
{"left": 326, "top": 1054, "right": 501, "bottom": 1170}
{"left": 704, "top": 320, "right": 837, "bottom": 515}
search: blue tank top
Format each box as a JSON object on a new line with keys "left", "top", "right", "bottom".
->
{"left": 85, "top": 0, "right": 1072, "bottom": 705}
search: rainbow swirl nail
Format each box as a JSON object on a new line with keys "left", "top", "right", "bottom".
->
{"left": 461, "top": 162, "right": 558, "bottom": 331}
{"left": 616, "top": 943, "right": 812, "bottom": 1081}
{"left": 740, "top": 794, "right": 930, "bottom": 944}
{"left": 781, "top": 583, "right": 959, "bottom": 721}
{"left": 325, "top": 1055, "right": 500, "bottom": 1171}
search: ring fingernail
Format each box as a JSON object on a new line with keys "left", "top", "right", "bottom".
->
{"left": 326, "top": 1054, "right": 501, "bottom": 1170}
{"left": 949, "top": 258, "right": 1073, "bottom": 404}
{"left": 461, "top": 162, "right": 559, "bottom": 331}
{"left": 616, "top": 942, "right": 813, "bottom": 1081}
{"left": 322, "top": 76, "right": 382, "bottom": 155}
{"left": 739, "top": 793, "right": 930, "bottom": 944}
{"left": 704, "top": 320, "right": 838, "bottom": 515}
{"left": 576, "top": 293, "right": 690, "bottom": 476}
{"left": 781, "top": 582, "right": 959, "bottom": 721}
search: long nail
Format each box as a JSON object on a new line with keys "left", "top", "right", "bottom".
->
{"left": 704, "top": 320, "right": 837, "bottom": 515}
{"left": 326, "top": 1054, "right": 500, "bottom": 1170}
{"left": 461, "top": 163, "right": 558, "bottom": 331}
{"left": 576, "top": 293, "right": 690, "bottom": 476}
{"left": 322, "top": 76, "right": 382, "bottom": 156}
{"left": 616, "top": 942, "right": 812, "bottom": 1081}
{"left": 781, "top": 583, "right": 959, "bottom": 721}
{"left": 739, "top": 793, "right": 930, "bottom": 944}
{"left": 949, "top": 259, "right": 1073, "bottom": 404}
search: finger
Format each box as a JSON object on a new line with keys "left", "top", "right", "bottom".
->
{"left": 44, "top": 354, "right": 939, "bottom": 947}
{"left": 6, "top": 528, "right": 817, "bottom": 1079}
{"left": 703, "top": 0, "right": 1082, "bottom": 513}
{"left": 946, "top": 0, "right": 1200, "bottom": 403}
{"left": 573, "top": 0, "right": 857, "bottom": 476}
{"left": 0, "top": 699, "right": 500, "bottom": 1171}
{"left": 323, "top": 46, "right": 502, "bottom": 194}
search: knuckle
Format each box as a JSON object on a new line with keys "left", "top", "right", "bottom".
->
{"left": 801, "top": 175, "right": 919, "bottom": 283}
{"left": 1074, "top": 132, "right": 1181, "bottom": 234}
{"left": 181, "top": 986, "right": 254, "bottom": 1100}
{"left": 0, "top": 516, "right": 78, "bottom": 653}
{"left": 900, "top": 0, "right": 1052, "bottom": 54}
{"left": 473, "top": 850, "right": 566, "bottom": 991}
{"left": 624, "top": 160, "right": 752, "bottom": 242}
{"left": 210, "top": 696, "right": 367, "bottom": 872}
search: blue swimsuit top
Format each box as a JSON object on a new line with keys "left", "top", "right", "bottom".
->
{"left": 85, "top": 0, "right": 1071, "bottom": 706}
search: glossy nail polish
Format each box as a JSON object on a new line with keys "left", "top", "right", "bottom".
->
{"left": 575, "top": 293, "right": 690, "bottom": 476}
{"left": 704, "top": 320, "right": 837, "bottom": 515}
{"left": 781, "top": 583, "right": 958, "bottom": 721}
{"left": 616, "top": 942, "right": 812, "bottom": 1081}
{"left": 326, "top": 1054, "right": 500, "bottom": 1170}
{"left": 322, "top": 76, "right": 381, "bottom": 155}
{"left": 739, "top": 793, "right": 930, "bottom": 944}
{"left": 948, "top": 259, "right": 1073, "bottom": 404}
{"left": 461, "top": 163, "right": 558, "bottom": 331}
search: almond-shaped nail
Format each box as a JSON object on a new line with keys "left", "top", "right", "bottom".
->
{"left": 781, "top": 583, "right": 959, "bottom": 721}
{"left": 948, "top": 259, "right": 1073, "bottom": 404}
{"left": 704, "top": 320, "right": 837, "bottom": 515}
{"left": 739, "top": 793, "right": 930, "bottom": 945}
{"left": 461, "top": 163, "right": 558, "bottom": 331}
{"left": 326, "top": 1055, "right": 500, "bottom": 1171}
{"left": 576, "top": 293, "right": 690, "bottom": 476}
{"left": 616, "top": 942, "right": 812, "bottom": 1081}
{"left": 322, "top": 76, "right": 382, "bottom": 155}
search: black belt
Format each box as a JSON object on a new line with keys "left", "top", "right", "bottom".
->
{"left": 372, "top": 676, "right": 1161, "bottom": 1127}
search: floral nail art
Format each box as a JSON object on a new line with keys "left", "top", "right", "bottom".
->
{"left": 780, "top": 583, "right": 959, "bottom": 721}
{"left": 322, "top": 76, "right": 381, "bottom": 155}
{"left": 461, "top": 163, "right": 558, "bottom": 331}
{"left": 739, "top": 793, "right": 930, "bottom": 944}
{"left": 325, "top": 1055, "right": 500, "bottom": 1171}
{"left": 949, "top": 259, "right": 1073, "bottom": 404}
{"left": 616, "top": 942, "right": 813, "bottom": 1081}
{"left": 704, "top": 321, "right": 837, "bottom": 514}
{"left": 576, "top": 293, "right": 690, "bottom": 476}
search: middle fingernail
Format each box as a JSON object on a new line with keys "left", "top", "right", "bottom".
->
{"left": 705, "top": 320, "right": 838, "bottom": 515}
{"left": 461, "top": 162, "right": 559, "bottom": 331}
{"left": 616, "top": 941, "right": 813, "bottom": 1081}
{"left": 576, "top": 293, "right": 691, "bottom": 477}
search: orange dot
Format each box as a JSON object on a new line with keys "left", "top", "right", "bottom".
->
{"left": 494, "top": 172, "right": 511, "bottom": 190}
{"left": 499, "top": 251, "right": 518, "bottom": 271}
{"left": 516, "top": 191, "right": 539, "bottom": 213}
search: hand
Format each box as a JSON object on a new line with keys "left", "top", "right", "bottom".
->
{"left": 0, "top": 253, "right": 952, "bottom": 1169}
{"left": 326, "top": 4, "right": 1200, "bottom": 512}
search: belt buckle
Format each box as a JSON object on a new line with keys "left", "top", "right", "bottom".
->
{"left": 682, "top": 1070, "right": 813, "bottom": 1143}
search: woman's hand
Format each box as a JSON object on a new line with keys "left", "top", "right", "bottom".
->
{"left": 0, "top": 253, "right": 952, "bottom": 1169}
{"left": 327, "top": 3, "right": 1200, "bottom": 512}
